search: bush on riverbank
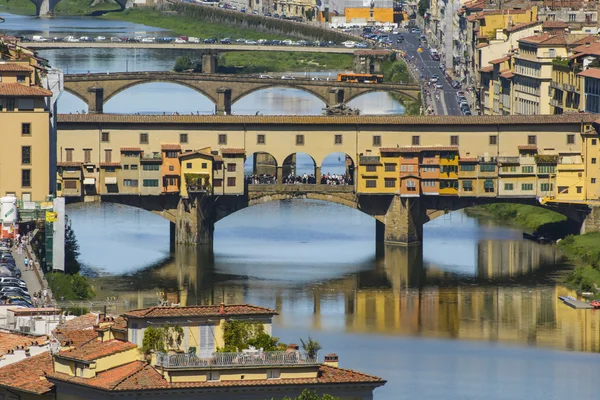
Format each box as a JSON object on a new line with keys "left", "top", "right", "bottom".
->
{"left": 560, "top": 234, "right": 600, "bottom": 294}
{"left": 381, "top": 60, "right": 410, "bottom": 83}
{"left": 217, "top": 51, "right": 353, "bottom": 73}
{"left": 47, "top": 271, "right": 94, "bottom": 301}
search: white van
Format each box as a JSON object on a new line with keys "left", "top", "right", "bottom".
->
{"left": 32, "top": 35, "right": 48, "bottom": 42}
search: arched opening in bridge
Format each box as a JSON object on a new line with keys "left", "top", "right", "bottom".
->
{"left": 282, "top": 153, "right": 316, "bottom": 183}
{"left": 244, "top": 152, "right": 278, "bottom": 182}
{"left": 58, "top": 91, "right": 89, "bottom": 114}
{"left": 104, "top": 82, "right": 215, "bottom": 115}
{"left": 232, "top": 87, "right": 325, "bottom": 115}
{"left": 321, "top": 152, "right": 355, "bottom": 184}
{"left": 347, "top": 91, "right": 407, "bottom": 115}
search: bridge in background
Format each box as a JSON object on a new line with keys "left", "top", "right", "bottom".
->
{"left": 30, "top": 0, "right": 130, "bottom": 17}
{"left": 62, "top": 72, "right": 421, "bottom": 114}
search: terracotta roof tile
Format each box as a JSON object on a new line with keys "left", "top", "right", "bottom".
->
{"left": 52, "top": 328, "right": 97, "bottom": 347}
{"left": 0, "top": 62, "right": 33, "bottom": 72}
{"left": 213, "top": 155, "right": 223, "bottom": 162}
{"left": 394, "top": 146, "right": 458, "bottom": 153}
{"left": 379, "top": 147, "right": 404, "bottom": 153}
{"left": 489, "top": 56, "right": 510, "bottom": 64}
{"left": 120, "top": 147, "right": 142, "bottom": 152}
{"left": 46, "top": 363, "right": 384, "bottom": 392}
{"left": 221, "top": 148, "right": 245, "bottom": 155}
{"left": 57, "top": 161, "right": 82, "bottom": 167}
{"left": 0, "top": 83, "right": 52, "bottom": 97}
{"left": 100, "top": 162, "right": 121, "bottom": 167}
{"left": 578, "top": 68, "right": 600, "bottom": 79}
{"left": 123, "top": 304, "right": 277, "bottom": 319}
{"left": 460, "top": 157, "right": 479, "bottom": 162}
{"left": 57, "top": 114, "right": 598, "bottom": 126}
{"left": 111, "top": 317, "right": 127, "bottom": 332}
{"left": 56, "top": 340, "right": 136, "bottom": 363}
{"left": 161, "top": 144, "right": 182, "bottom": 150}
{"left": 480, "top": 66, "right": 494, "bottom": 73}
{"left": 56, "top": 313, "right": 98, "bottom": 331}
{"left": 504, "top": 21, "right": 542, "bottom": 33}
{"left": 0, "top": 331, "right": 49, "bottom": 357}
{"left": 543, "top": 20, "right": 568, "bottom": 29}
{"left": 572, "top": 42, "right": 600, "bottom": 57}
{"left": 0, "top": 352, "right": 54, "bottom": 394}
{"left": 500, "top": 71, "right": 515, "bottom": 79}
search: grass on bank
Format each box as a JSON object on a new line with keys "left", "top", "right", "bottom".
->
{"left": 559, "top": 234, "right": 600, "bottom": 294}
{"left": 218, "top": 51, "right": 353, "bottom": 73}
{"left": 465, "top": 204, "right": 568, "bottom": 234}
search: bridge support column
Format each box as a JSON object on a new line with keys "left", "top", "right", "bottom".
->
{"left": 376, "top": 195, "right": 423, "bottom": 245}
{"left": 276, "top": 166, "right": 283, "bottom": 184}
{"left": 216, "top": 88, "right": 232, "bottom": 115}
{"left": 581, "top": 206, "right": 600, "bottom": 234}
{"left": 315, "top": 166, "right": 321, "bottom": 180}
{"left": 202, "top": 53, "right": 218, "bottom": 74}
{"left": 87, "top": 87, "right": 104, "bottom": 114}
{"left": 329, "top": 88, "right": 345, "bottom": 105}
{"left": 175, "top": 196, "right": 214, "bottom": 245}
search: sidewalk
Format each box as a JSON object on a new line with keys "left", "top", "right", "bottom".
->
{"left": 12, "top": 245, "right": 42, "bottom": 295}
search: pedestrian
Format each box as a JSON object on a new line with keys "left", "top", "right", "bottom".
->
{"left": 42, "top": 288, "right": 48, "bottom": 302}
{"left": 24, "top": 257, "right": 29, "bottom": 270}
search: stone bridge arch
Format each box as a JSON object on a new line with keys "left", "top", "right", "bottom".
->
{"left": 345, "top": 88, "right": 420, "bottom": 104}
{"left": 230, "top": 84, "right": 330, "bottom": 107}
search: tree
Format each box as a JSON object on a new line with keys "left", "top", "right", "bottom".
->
{"left": 173, "top": 56, "right": 193, "bottom": 72}
{"left": 71, "top": 273, "right": 93, "bottom": 299}
{"left": 220, "top": 320, "right": 280, "bottom": 352}
{"left": 418, "top": 0, "right": 428, "bottom": 17}
{"left": 141, "top": 324, "right": 184, "bottom": 356}
{"left": 300, "top": 336, "right": 321, "bottom": 358}
{"left": 281, "top": 389, "right": 339, "bottom": 400}
{"left": 65, "top": 223, "right": 81, "bottom": 275}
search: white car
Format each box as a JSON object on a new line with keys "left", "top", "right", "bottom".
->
{"left": 175, "top": 38, "right": 187, "bottom": 44}
{"left": 32, "top": 35, "right": 48, "bottom": 42}
{"left": 110, "top": 37, "right": 122, "bottom": 42}
{"left": 282, "top": 39, "right": 293, "bottom": 45}
{"left": 245, "top": 40, "right": 258, "bottom": 45}
{"left": 141, "top": 37, "right": 155, "bottom": 43}
{"left": 259, "top": 74, "right": 274, "bottom": 79}
{"left": 281, "top": 75, "right": 295, "bottom": 80}
{"left": 64, "top": 36, "right": 79, "bottom": 43}
{"left": 342, "top": 40, "right": 356, "bottom": 48}
{"left": 95, "top": 36, "right": 106, "bottom": 41}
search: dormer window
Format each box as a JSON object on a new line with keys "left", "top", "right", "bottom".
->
{"left": 267, "top": 369, "right": 280, "bottom": 379}
{"left": 16, "top": 75, "right": 25, "bottom": 83}
{"left": 207, "top": 371, "right": 220, "bottom": 381}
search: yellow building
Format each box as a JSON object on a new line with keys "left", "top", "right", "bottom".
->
{"left": 0, "top": 61, "right": 52, "bottom": 201}
{"left": 344, "top": 7, "right": 393, "bottom": 23}
{"left": 0, "top": 305, "right": 385, "bottom": 400}
{"left": 179, "top": 148, "right": 214, "bottom": 198}
{"left": 438, "top": 149, "right": 459, "bottom": 195}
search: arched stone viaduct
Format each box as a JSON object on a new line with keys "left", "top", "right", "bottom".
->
{"left": 62, "top": 72, "right": 422, "bottom": 115}
{"left": 31, "top": 0, "right": 131, "bottom": 17}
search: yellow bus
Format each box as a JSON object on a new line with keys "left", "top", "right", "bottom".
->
{"left": 337, "top": 73, "right": 384, "bottom": 83}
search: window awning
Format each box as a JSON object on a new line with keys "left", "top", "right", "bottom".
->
{"left": 83, "top": 178, "right": 96, "bottom": 185}
{"left": 105, "top": 177, "right": 117, "bottom": 185}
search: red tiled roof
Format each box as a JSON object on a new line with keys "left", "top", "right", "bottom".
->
{"left": 543, "top": 20, "right": 568, "bottom": 29}
{"left": 0, "top": 83, "right": 52, "bottom": 97}
{"left": 120, "top": 147, "right": 141, "bottom": 152}
{"left": 111, "top": 317, "right": 127, "bottom": 332}
{"left": 379, "top": 147, "right": 404, "bottom": 153}
{"left": 489, "top": 56, "right": 510, "bottom": 64}
{"left": 57, "top": 161, "right": 82, "bottom": 167}
{"left": 0, "top": 332, "right": 48, "bottom": 357}
{"left": 221, "top": 148, "right": 245, "bottom": 155}
{"left": 100, "top": 162, "right": 121, "bottom": 167}
{"left": 161, "top": 144, "right": 182, "bottom": 150}
{"left": 0, "top": 352, "right": 54, "bottom": 395}
{"left": 480, "top": 66, "right": 494, "bottom": 72}
{"left": 572, "top": 42, "right": 600, "bottom": 57}
{"left": 213, "top": 155, "right": 223, "bottom": 162}
{"left": 47, "top": 362, "right": 384, "bottom": 392}
{"left": 518, "top": 145, "right": 538, "bottom": 150}
{"left": 459, "top": 157, "right": 479, "bottom": 162}
{"left": 124, "top": 304, "right": 277, "bottom": 319}
{"left": 504, "top": 21, "right": 542, "bottom": 33}
{"left": 500, "top": 71, "right": 515, "bottom": 79}
{"left": 466, "top": 14, "right": 478, "bottom": 22}
{"left": 0, "top": 62, "right": 33, "bottom": 72}
{"left": 578, "top": 68, "right": 600, "bottom": 79}
{"left": 52, "top": 328, "right": 97, "bottom": 347}
{"left": 57, "top": 313, "right": 98, "bottom": 331}
{"left": 56, "top": 340, "right": 136, "bottom": 363}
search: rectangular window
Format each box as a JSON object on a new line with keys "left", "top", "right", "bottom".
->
{"left": 105, "top": 167, "right": 116, "bottom": 172}
{"left": 22, "top": 123, "right": 31, "bottom": 135}
{"left": 296, "top": 135, "right": 304, "bottom": 145}
{"left": 334, "top": 135, "right": 342, "bottom": 144}
{"left": 577, "top": 186, "right": 583, "bottom": 193}
{"left": 201, "top": 162, "right": 207, "bottom": 169}
{"left": 21, "top": 169, "right": 31, "bottom": 188}
{"left": 143, "top": 179, "right": 159, "bottom": 187}
{"left": 64, "top": 180, "right": 77, "bottom": 189}
{"left": 166, "top": 151, "right": 178, "bottom": 158}
{"left": 366, "top": 180, "right": 377, "bottom": 188}
{"left": 412, "top": 136, "right": 420, "bottom": 146}
{"left": 257, "top": 134, "right": 265, "bottom": 144}
{"left": 527, "top": 135, "right": 537, "bottom": 145}
{"left": 101, "top": 132, "right": 109, "bottom": 142}
{"left": 227, "top": 177, "right": 236, "bottom": 186}
{"left": 593, "top": 158, "right": 597, "bottom": 164}
{"left": 365, "top": 165, "right": 377, "bottom": 172}
{"left": 593, "top": 178, "right": 597, "bottom": 184}
{"left": 540, "top": 183, "right": 553, "bottom": 192}
{"left": 84, "top": 149, "right": 91, "bottom": 163}
{"left": 16, "top": 75, "right": 25, "bottom": 83}
{"left": 131, "top": 165, "right": 138, "bottom": 170}
{"left": 6, "top": 98, "right": 15, "bottom": 111}
{"left": 480, "top": 164, "right": 496, "bottom": 172}
{"left": 423, "top": 180, "right": 437, "bottom": 187}
{"left": 22, "top": 146, "right": 31, "bottom": 165}
{"left": 483, "top": 179, "right": 494, "bottom": 192}
{"left": 123, "top": 165, "right": 129, "bottom": 170}
{"left": 537, "top": 165, "right": 556, "bottom": 174}
{"left": 567, "top": 134, "right": 575, "bottom": 144}
{"left": 521, "top": 183, "right": 534, "bottom": 191}
{"left": 441, "top": 165, "right": 458, "bottom": 174}
{"left": 140, "top": 133, "right": 149, "bottom": 144}
{"left": 450, "top": 135, "right": 459, "bottom": 146}
{"left": 522, "top": 165, "right": 534, "bottom": 173}
{"left": 593, "top": 139, "right": 597, "bottom": 145}
{"left": 214, "top": 179, "right": 223, "bottom": 187}
{"left": 463, "top": 180, "right": 473, "bottom": 191}
{"left": 460, "top": 164, "right": 475, "bottom": 171}
{"left": 385, "top": 163, "right": 396, "bottom": 172}
{"left": 131, "top": 323, "right": 138, "bottom": 344}
{"left": 227, "top": 163, "right": 236, "bottom": 172}
{"left": 17, "top": 98, "right": 33, "bottom": 111}
{"left": 558, "top": 186, "right": 569, "bottom": 194}
{"left": 384, "top": 178, "right": 396, "bottom": 188}
{"left": 504, "top": 183, "right": 514, "bottom": 190}
{"left": 267, "top": 369, "right": 280, "bottom": 379}
{"left": 207, "top": 372, "right": 220, "bottom": 382}
{"left": 65, "top": 148, "right": 73, "bottom": 162}
{"left": 180, "top": 133, "right": 188, "bottom": 143}
{"left": 218, "top": 134, "right": 227, "bottom": 145}
{"left": 501, "top": 166, "right": 517, "bottom": 172}
{"left": 186, "top": 162, "right": 192, "bottom": 169}
{"left": 373, "top": 136, "right": 381, "bottom": 146}
{"left": 123, "top": 179, "right": 139, "bottom": 187}
{"left": 104, "top": 149, "right": 112, "bottom": 163}
{"left": 142, "top": 164, "right": 160, "bottom": 171}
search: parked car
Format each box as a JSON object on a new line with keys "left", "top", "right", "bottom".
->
{"left": 174, "top": 37, "right": 187, "bottom": 44}
{"left": 204, "top": 37, "right": 217, "bottom": 44}
{"left": 95, "top": 36, "right": 107, "bottom": 42}
{"left": 245, "top": 40, "right": 258, "bottom": 45}
{"left": 220, "top": 38, "right": 232, "bottom": 44}
{"left": 259, "top": 74, "right": 274, "bottom": 79}
{"left": 0, "top": 277, "right": 26, "bottom": 288}
{"left": 280, "top": 75, "right": 295, "bottom": 80}
{"left": 430, "top": 75, "right": 439, "bottom": 83}
{"left": 110, "top": 37, "right": 122, "bottom": 42}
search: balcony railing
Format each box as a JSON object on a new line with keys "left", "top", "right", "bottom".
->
{"left": 498, "top": 156, "right": 520, "bottom": 164}
{"left": 550, "top": 81, "right": 561, "bottom": 89}
{"left": 550, "top": 99, "right": 563, "bottom": 108}
{"left": 156, "top": 350, "right": 319, "bottom": 369}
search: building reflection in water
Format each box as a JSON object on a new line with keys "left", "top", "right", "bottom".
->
{"left": 91, "top": 240, "right": 600, "bottom": 353}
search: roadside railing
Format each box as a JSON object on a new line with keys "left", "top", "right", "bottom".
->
{"left": 156, "top": 350, "right": 319, "bottom": 369}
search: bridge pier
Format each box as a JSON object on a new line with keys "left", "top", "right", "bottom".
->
{"left": 376, "top": 195, "right": 423, "bottom": 246}
{"left": 329, "top": 88, "right": 345, "bottom": 105}
{"left": 216, "top": 88, "right": 232, "bottom": 115}
{"left": 580, "top": 206, "right": 600, "bottom": 234}
{"left": 88, "top": 87, "right": 104, "bottom": 114}
{"left": 175, "top": 195, "right": 214, "bottom": 245}
{"left": 202, "top": 53, "right": 218, "bottom": 74}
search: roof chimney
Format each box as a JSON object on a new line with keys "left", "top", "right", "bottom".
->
{"left": 219, "top": 302, "right": 225, "bottom": 315}
{"left": 324, "top": 353, "right": 339, "bottom": 367}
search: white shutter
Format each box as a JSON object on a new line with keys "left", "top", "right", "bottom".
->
{"left": 199, "top": 324, "right": 214, "bottom": 358}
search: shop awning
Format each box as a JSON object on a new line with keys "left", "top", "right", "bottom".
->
{"left": 83, "top": 178, "right": 96, "bottom": 185}
{"left": 105, "top": 177, "right": 117, "bottom": 185}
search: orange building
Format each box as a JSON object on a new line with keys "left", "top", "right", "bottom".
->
{"left": 161, "top": 144, "right": 182, "bottom": 193}
{"left": 398, "top": 149, "right": 421, "bottom": 197}
{"left": 420, "top": 149, "right": 441, "bottom": 195}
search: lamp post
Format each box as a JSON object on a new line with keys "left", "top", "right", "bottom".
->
{"left": 368, "top": 0, "right": 375, "bottom": 26}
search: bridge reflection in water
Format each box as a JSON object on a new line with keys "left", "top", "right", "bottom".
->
{"left": 90, "top": 241, "right": 600, "bottom": 353}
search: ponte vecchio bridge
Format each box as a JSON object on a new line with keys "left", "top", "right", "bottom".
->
{"left": 62, "top": 72, "right": 421, "bottom": 115}
{"left": 55, "top": 113, "right": 600, "bottom": 247}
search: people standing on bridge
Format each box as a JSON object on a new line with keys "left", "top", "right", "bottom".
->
{"left": 24, "top": 256, "right": 29, "bottom": 270}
